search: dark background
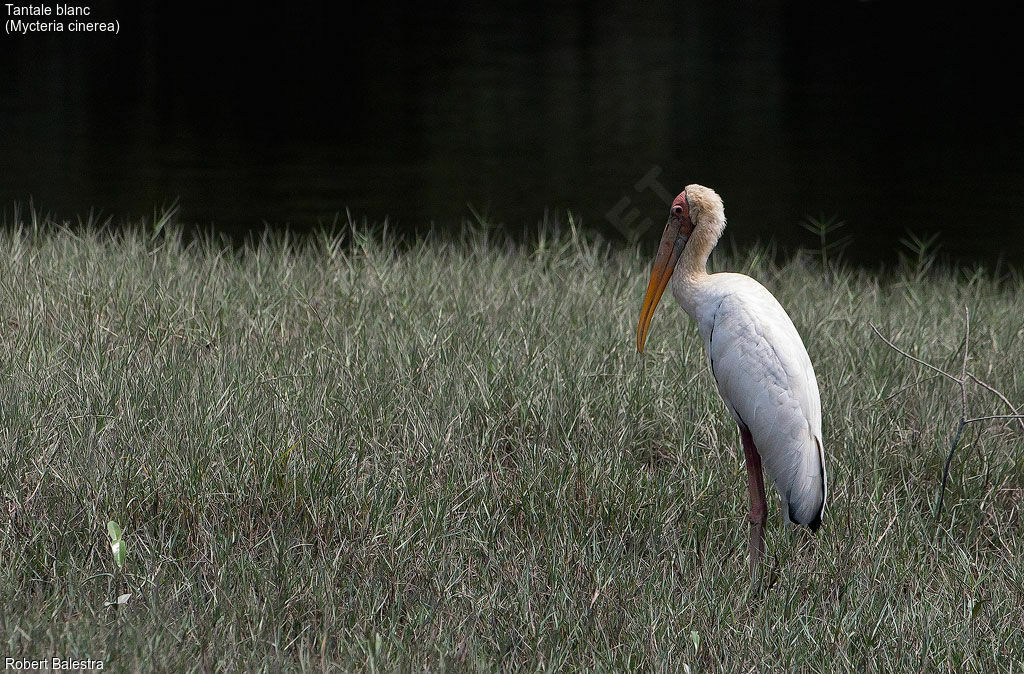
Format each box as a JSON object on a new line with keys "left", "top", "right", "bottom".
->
{"left": 2, "top": 1, "right": 1023, "bottom": 264}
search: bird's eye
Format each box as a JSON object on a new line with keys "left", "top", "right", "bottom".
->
{"left": 672, "top": 205, "right": 684, "bottom": 216}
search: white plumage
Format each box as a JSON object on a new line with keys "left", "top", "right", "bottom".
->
{"left": 636, "top": 184, "right": 827, "bottom": 578}
{"left": 683, "top": 273, "right": 826, "bottom": 527}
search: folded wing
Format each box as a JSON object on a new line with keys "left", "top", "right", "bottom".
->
{"left": 706, "top": 287, "right": 826, "bottom": 527}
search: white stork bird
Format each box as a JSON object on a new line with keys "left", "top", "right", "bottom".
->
{"left": 635, "top": 184, "right": 827, "bottom": 579}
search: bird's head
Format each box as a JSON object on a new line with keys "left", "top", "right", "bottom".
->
{"left": 635, "top": 184, "right": 725, "bottom": 353}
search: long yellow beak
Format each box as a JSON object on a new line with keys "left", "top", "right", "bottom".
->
{"left": 636, "top": 218, "right": 687, "bottom": 353}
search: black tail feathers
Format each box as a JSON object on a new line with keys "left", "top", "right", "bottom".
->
{"left": 789, "top": 501, "right": 824, "bottom": 533}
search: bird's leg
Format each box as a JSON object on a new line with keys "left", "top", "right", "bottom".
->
{"left": 740, "top": 426, "right": 768, "bottom": 585}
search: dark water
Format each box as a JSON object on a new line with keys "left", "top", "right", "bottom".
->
{"left": 3, "top": 1, "right": 1024, "bottom": 264}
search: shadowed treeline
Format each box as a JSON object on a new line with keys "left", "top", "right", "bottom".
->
{"left": 2, "top": 1, "right": 1023, "bottom": 264}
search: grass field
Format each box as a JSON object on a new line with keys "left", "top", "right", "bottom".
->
{"left": 1, "top": 219, "right": 1023, "bottom": 671}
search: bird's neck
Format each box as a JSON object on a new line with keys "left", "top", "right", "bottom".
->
{"left": 671, "top": 226, "right": 717, "bottom": 318}
{"left": 682, "top": 222, "right": 720, "bottom": 282}
{"left": 681, "top": 237, "right": 712, "bottom": 279}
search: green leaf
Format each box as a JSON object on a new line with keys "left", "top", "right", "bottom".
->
{"left": 971, "top": 597, "right": 990, "bottom": 618}
{"left": 107, "top": 520, "right": 125, "bottom": 569}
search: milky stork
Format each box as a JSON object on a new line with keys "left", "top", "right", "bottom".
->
{"left": 635, "top": 185, "right": 827, "bottom": 580}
